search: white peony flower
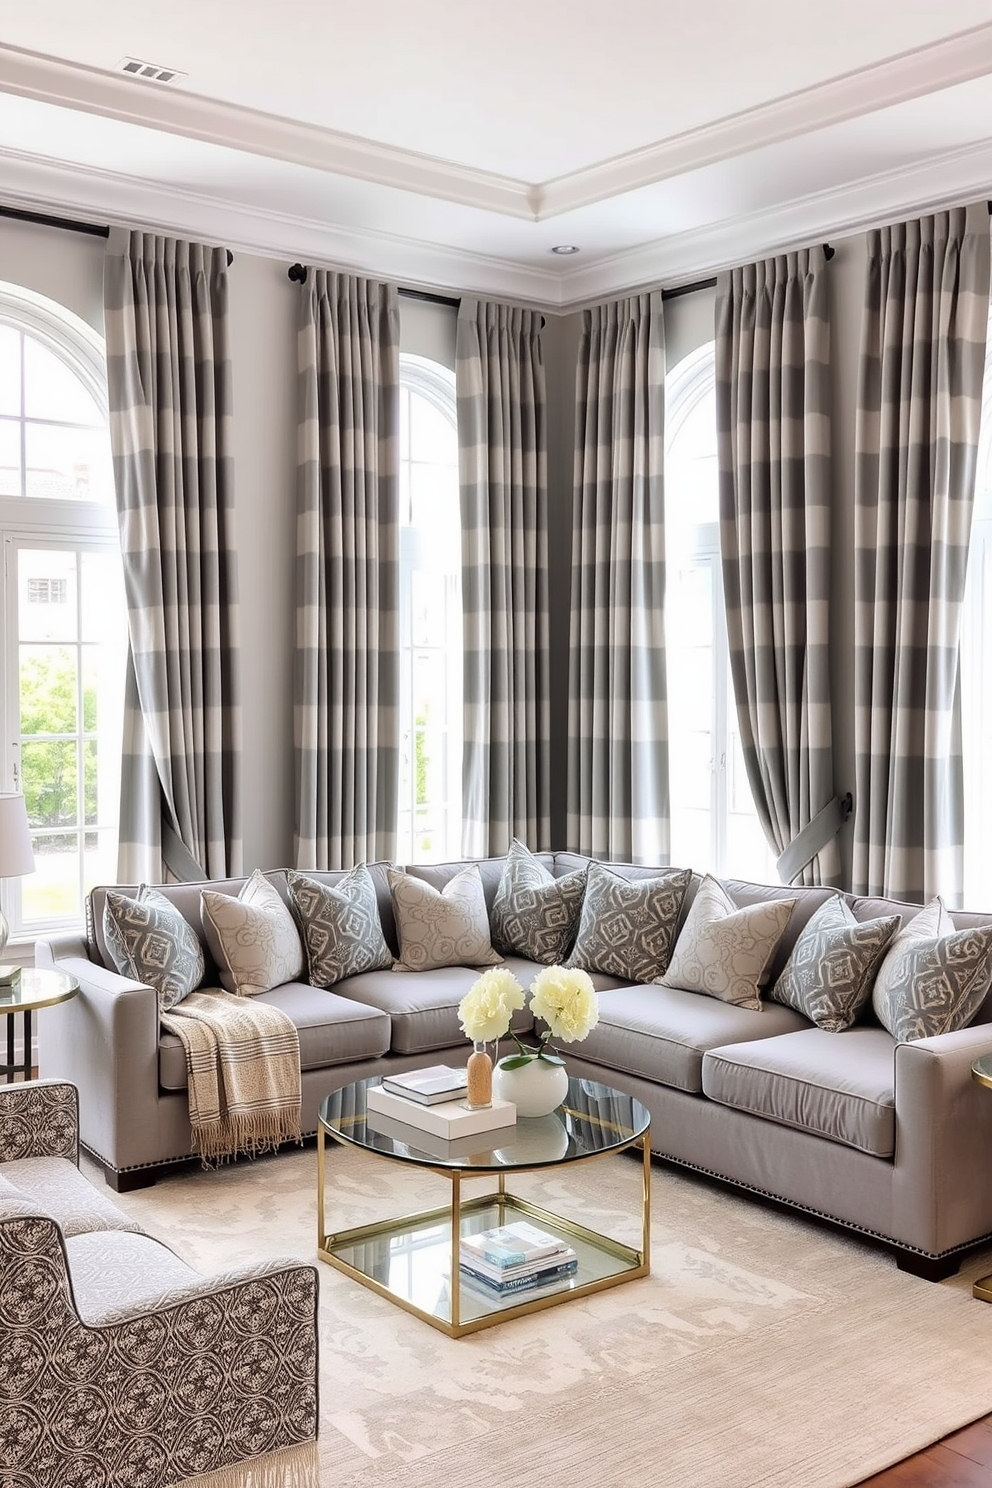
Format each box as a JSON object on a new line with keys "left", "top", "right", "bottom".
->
{"left": 528, "top": 965, "right": 599, "bottom": 1045}
{"left": 458, "top": 968, "right": 526, "bottom": 1043}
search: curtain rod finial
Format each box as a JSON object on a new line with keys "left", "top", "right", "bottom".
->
{"left": 288, "top": 263, "right": 308, "bottom": 284}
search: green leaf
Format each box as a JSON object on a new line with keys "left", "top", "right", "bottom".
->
{"left": 539, "top": 1052, "right": 565, "bottom": 1066}
{"left": 498, "top": 1054, "right": 538, "bottom": 1071}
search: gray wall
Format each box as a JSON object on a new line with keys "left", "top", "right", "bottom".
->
{"left": 0, "top": 216, "right": 869, "bottom": 879}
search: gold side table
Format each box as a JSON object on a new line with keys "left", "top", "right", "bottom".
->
{"left": 0, "top": 967, "right": 78, "bottom": 1083}
{"left": 971, "top": 1053, "right": 992, "bottom": 1301}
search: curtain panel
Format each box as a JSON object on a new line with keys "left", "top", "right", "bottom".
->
{"left": 715, "top": 247, "right": 843, "bottom": 887}
{"left": 456, "top": 298, "right": 549, "bottom": 856}
{"left": 853, "top": 208, "right": 990, "bottom": 904}
{"left": 104, "top": 229, "right": 241, "bottom": 883}
{"left": 566, "top": 292, "right": 669, "bottom": 864}
{"left": 294, "top": 270, "right": 400, "bottom": 870}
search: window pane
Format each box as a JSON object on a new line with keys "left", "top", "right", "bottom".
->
{"left": 25, "top": 422, "right": 114, "bottom": 501}
{"left": 19, "top": 550, "right": 77, "bottom": 642}
{"left": 20, "top": 738, "right": 79, "bottom": 830}
{"left": 0, "top": 417, "right": 20, "bottom": 494}
{"left": 410, "top": 393, "right": 457, "bottom": 465}
{"left": 20, "top": 645, "right": 78, "bottom": 736}
{"left": 81, "top": 550, "right": 126, "bottom": 643}
{"left": 23, "top": 337, "right": 103, "bottom": 425}
{"left": 0, "top": 327, "right": 20, "bottom": 415}
{"left": 22, "top": 836, "right": 81, "bottom": 922}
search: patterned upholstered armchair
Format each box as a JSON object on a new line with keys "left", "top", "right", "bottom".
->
{"left": 0, "top": 1080, "right": 318, "bottom": 1487}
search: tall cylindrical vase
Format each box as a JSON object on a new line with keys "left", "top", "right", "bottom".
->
{"left": 466, "top": 1042, "right": 493, "bottom": 1108}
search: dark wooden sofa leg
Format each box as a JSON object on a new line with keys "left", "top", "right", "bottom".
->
{"left": 104, "top": 1166, "right": 156, "bottom": 1193}
{"left": 894, "top": 1248, "right": 960, "bottom": 1282}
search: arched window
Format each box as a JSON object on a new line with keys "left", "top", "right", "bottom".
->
{"left": 664, "top": 343, "right": 776, "bottom": 880}
{"left": 0, "top": 284, "right": 126, "bottom": 939}
{"left": 396, "top": 354, "right": 462, "bottom": 861}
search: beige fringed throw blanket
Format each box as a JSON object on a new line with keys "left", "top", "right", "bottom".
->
{"left": 161, "top": 990, "right": 302, "bottom": 1163}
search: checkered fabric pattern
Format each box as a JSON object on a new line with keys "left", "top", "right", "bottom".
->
{"left": 294, "top": 270, "right": 400, "bottom": 869}
{"left": 104, "top": 229, "right": 242, "bottom": 883}
{"left": 456, "top": 298, "right": 550, "bottom": 857}
{"left": 566, "top": 292, "right": 670, "bottom": 864}
{"left": 852, "top": 208, "right": 990, "bottom": 903}
{"left": 715, "top": 247, "right": 842, "bottom": 887}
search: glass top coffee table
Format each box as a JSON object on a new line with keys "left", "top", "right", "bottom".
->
{"left": 317, "top": 1074, "right": 651, "bottom": 1337}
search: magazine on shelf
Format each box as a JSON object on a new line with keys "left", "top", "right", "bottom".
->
{"left": 458, "top": 1243, "right": 578, "bottom": 1286}
{"left": 461, "top": 1219, "right": 570, "bottom": 1269}
{"left": 458, "top": 1256, "right": 579, "bottom": 1297}
{"left": 379, "top": 1065, "right": 469, "bottom": 1105}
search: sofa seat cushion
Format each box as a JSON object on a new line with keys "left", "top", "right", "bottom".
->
{"left": 701, "top": 1027, "right": 896, "bottom": 1157}
{"left": 331, "top": 957, "right": 540, "bottom": 1055}
{"left": 158, "top": 983, "right": 392, "bottom": 1090}
{"left": 66, "top": 1230, "right": 202, "bottom": 1324}
{"left": 573, "top": 985, "right": 811, "bottom": 1094}
{"left": 0, "top": 1156, "right": 143, "bottom": 1236}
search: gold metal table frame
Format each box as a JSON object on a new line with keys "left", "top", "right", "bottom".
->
{"left": 317, "top": 1076, "right": 651, "bottom": 1338}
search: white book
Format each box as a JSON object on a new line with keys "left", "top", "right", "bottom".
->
{"left": 461, "top": 1220, "right": 571, "bottom": 1270}
{"left": 366, "top": 1084, "right": 516, "bottom": 1139}
{"left": 379, "top": 1065, "right": 469, "bottom": 1105}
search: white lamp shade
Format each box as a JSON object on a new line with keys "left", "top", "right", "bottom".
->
{"left": 0, "top": 793, "right": 35, "bottom": 878}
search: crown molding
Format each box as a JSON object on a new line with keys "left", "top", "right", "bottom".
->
{"left": 4, "top": 25, "right": 992, "bottom": 228}
{"left": 0, "top": 146, "right": 564, "bottom": 306}
{"left": 555, "top": 136, "right": 992, "bottom": 307}
{"left": 0, "top": 43, "right": 534, "bottom": 220}
{"left": 540, "top": 22, "right": 992, "bottom": 217}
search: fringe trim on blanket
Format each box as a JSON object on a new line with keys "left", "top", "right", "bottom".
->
{"left": 168, "top": 1440, "right": 318, "bottom": 1488}
{"left": 191, "top": 1108, "right": 304, "bottom": 1165}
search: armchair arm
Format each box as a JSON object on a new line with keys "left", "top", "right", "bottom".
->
{"left": 893, "top": 1021, "right": 992, "bottom": 1255}
{"left": 0, "top": 1078, "right": 78, "bottom": 1164}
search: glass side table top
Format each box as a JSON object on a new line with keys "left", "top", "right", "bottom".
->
{"left": 319, "top": 1074, "right": 649, "bottom": 1173}
{"left": 972, "top": 1054, "right": 992, "bottom": 1091}
{"left": 0, "top": 967, "right": 79, "bottom": 1011}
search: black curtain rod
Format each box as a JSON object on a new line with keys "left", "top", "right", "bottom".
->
{"left": 0, "top": 203, "right": 234, "bottom": 264}
{"left": 287, "top": 263, "right": 458, "bottom": 309}
{"left": 663, "top": 242, "right": 836, "bottom": 301}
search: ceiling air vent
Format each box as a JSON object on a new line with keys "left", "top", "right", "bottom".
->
{"left": 117, "top": 57, "right": 186, "bottom": 84}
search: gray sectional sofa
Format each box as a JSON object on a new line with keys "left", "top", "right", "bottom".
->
{"left": 35, "top": 852, "right": 992, "bottom": 1281}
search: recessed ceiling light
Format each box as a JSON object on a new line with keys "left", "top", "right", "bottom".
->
{"left": 550, "top": 244, "right": 580, "bottom": 256}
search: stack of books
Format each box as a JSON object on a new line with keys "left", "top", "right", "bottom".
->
{"left": 366, "top": 1066, "right": 516, "bottom": 1139}
{"left": 459, "top": 1219, "right": 578, "bottom": 1299}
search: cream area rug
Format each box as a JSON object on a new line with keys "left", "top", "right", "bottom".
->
{"left": 96, "top": 1144, "right": 992, "bottom": 1488}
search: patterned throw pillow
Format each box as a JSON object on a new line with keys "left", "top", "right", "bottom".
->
{"left": 566, "top": 860, "right": 691, "bottom": 983}
{"left": 387, "top": 864, "right": 503, "bottom": 973}
{"left": 769, "top": 894, "right": 900, "bottom": 1032}
{"left": 490, "top": 839, "right": 587, "bottom": 965}
{"left": 200, "top": 869, "right": 304, "bottom": 997}
{"left": 658, "top": 874, "right": 795, "bottom": 1010}
{"left": 871, "top": 896, "right": 992, "bottom": 1042}
{"left": 103, "top": 886, "right": 205, "bottom": 1012}
{"left": 287, "top": 864, "right": 393, "bottom": 988}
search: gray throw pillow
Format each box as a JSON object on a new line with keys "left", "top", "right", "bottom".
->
{"left": 103, "top": 886, "right": 205, "bottom": 1012}
{"left": 871, "top": 896, "right": 992, "bottom": 1042}
{"left": 566, "top": 860, "right": 691, "bottom": 984}
{"left": 770, "top": 894, "right": 900, "bottom": 1032}
{"left": 287, "top": 864, "right": 393, "bottom": 988}
{"left": 491, "top": 839, "right": 587, "bottom": 966}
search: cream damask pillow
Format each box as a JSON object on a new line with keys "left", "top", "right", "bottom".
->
{"left": 200, "top": 869, "right": 304, "bottom": 997}
{"left": 871, "top": 896, "right": 992, "bottom": 1042}
{"left": 658, "top": 875, "right": 795, "bottom": 1010}
{"left": 387, "top": 864, "right": 503, "bottom": 973}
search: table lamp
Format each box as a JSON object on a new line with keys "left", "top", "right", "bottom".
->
{"left": 0, "top": 792, "right": 35, "bottom": 988}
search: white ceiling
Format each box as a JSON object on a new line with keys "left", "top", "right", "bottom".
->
{"left": 3, "top": 2, "right": 992, "bottom": 308}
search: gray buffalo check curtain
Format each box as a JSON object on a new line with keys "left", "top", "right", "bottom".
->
{"left": 715, "top": 247, "right": 843, "bottom": 887}
{"left": 294, "top": 270, "right": 400, "bottom": 869}
{"left": 853, "top": 207, "right": 990, "bottom": 904}
{"left": 567, "top": 292, "right": 669, "bottom": 863}
{"left": 104, "top": 229, "right": 242, "bottom": 883}
{"left": 456, "top": 299, "right": 549, "bottom": 856}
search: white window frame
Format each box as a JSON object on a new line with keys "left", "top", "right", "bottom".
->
{"left": 0, "top": 283, "right": 122, "bottom": 940}
{"left": 396, "top": 353, "right": 462, "bottom": 863}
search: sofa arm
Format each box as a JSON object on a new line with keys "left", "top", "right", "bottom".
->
{"left": 0, "top": 1078, "right": 78, "bottom": 1164}
{"left": 34, "top": 953, "right": 164, "bottom": 1174}
{"left": 892, "top": 1022, "right": 992, "bottom": 1255}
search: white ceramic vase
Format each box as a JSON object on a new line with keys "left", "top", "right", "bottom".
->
{"left": 492, "top": 1056, "right": 569, "bottom": 1118}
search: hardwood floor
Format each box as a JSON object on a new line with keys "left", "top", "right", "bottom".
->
{"left": 859, "top": 1418, "right": 992, "bottom": 1486}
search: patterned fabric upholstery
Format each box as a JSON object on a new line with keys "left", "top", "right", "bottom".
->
{"left": 871, "top": 897, "right": 992, "bottom": 1041}
{"left": 103, "top": 886, "right": 205, "bottom": 1011}
{"left": 490, "top": 839, "right": 586, "bottom": 965}
{"left": 0, "top": 1081, "right": 77, "bottom": 1165}
{"left": 0, "top": 1157, "right": 144, "bottom": 1238}
{"left": 566, "top": 860, "right": 690, "bottom": 983}
{"left": 200, "top": 869, "right": 304, "bottom": 996}
{"left": 659, "top": 875, "right": 795, "bottom": 1010}
{"left": 288, "top": 864, "right": 393, "bottom": 988}
{"left": 387, "top": 864, "right": 502, "bottom": 972}
{"left": 769, "top": 895, "right": 900, "bottom": 1032}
